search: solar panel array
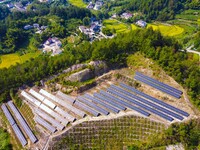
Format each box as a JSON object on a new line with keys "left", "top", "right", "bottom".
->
{"left": 77, "top": 96, "right": 109, "bottom": 115}
{"left": 55, "top": 107, "right": 76, "bottom": 122}
{"left": 1, "top": 104, "right": 28, "bottom": 147}
{"left": 1, "top": 104, "right": 15, "bottom": 126}
{"left": 110, "top": 85, "right": 185, "bottom": 121}
{"left": 134, "top": 75, "right": 181, "bottom": 99}
{"left": 35, "top": 116, "right": 57, "bottom": 133}
{"left": 120, "top": 83, "right": 189, "bottom": 117}
{"left": 84, "top": 94, "right": 120, "bottom": 113}
{"left": 74, "top": 100, "right": 100, "bottom": 117}
{"left": 93, "top": 93, "right": 126, "bottom": 111}
{"left": 57, "top": 91, "right": 75, "bottom": 104}
{"left": 135, "top": 72, "right": 183, "bottom": 95}
{"left": 134, "top": 74, "right": 181, "bottom": 98}
{"left": 100, "top": 90, "right": 150, "bottom": 117}
{"left": 39, "top": 104, "right": 69, "bottom": 126}
{"left": 107, "top": 88, "right": 174, "bottom": 121}
{"left": 12, "top": 124, "right": 28, "bottom": 147}
{"left": 7, "top": 101, "right": 37, "bottom": 143}
{"left": 29, "top": 89, "right": 45, "bottom": 101}
{"left": 35, "top": 109, "right": 65, "bottom": 130}
{"left": 21, "top": 91, "right": 41, "bottom": 107}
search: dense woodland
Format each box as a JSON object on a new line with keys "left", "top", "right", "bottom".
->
{"left": 105, "top": 0, "right": 200, "bottom": 21}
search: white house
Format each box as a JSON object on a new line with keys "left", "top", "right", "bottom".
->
{"left": 136, "top": 20, "right": 147, "bottom": 28}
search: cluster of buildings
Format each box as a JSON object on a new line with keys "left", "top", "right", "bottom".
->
{"left": 87, "top": 0, "right": 103, "bottom": 10}
{"left": 42, "top": 37, "right": 63, "bottom": 56}
{"left": 79, "top": 20, "right": 103, "bottom": 41}
{"left": 120, "top": 12, "right": 133, "bottom": 20}
{"left": 7, "top": 2, "right": 31, "bottom": 11}
{"left": 24, "top": 23, "right": 48, "bottom": 34}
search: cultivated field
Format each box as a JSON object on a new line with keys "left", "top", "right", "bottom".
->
{"left": 103, "top": 19, "right": 130, "bottom": 33}
{"left": 68, "top": 0, "right": 87, "bottom": 8}
{"left": 0, "top": 52, "right": 40, "bottom": 69}
{"left": 147, "top": 24, "right": 184, "bottom": 36}
{"left": 50, "top": 115, "right": 166, "bottom": 149}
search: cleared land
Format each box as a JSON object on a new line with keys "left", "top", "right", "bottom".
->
{"left": 0, "top": 52, "right": 40, "bottom": 69}
{"left": 68, "top": 0, "right": 87, "bottom": 8}
{"left": 103, "top": 19, "right": 130, "bottom": 33}
{"left": 147, "top": 24, "right": 184, "bottom": 36}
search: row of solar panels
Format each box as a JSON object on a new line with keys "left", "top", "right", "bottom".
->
{"left": 134, "top": 72, "right": 182, "bottom": 99}
{"left": 73, "top": 82, "right": 188, "bottom": 122}
{"left": 21, "top": 90, "right": 77, "bottom": 133}
{"left": 1, "top": 103, "right": 36, "bottom": 147}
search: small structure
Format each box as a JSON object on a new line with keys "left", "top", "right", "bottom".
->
{"left": 24, "top": 25, "right": 33, "bottom": 30}
{"left": 111, "top": 13, "right": 118, "bottom": 19}
{"left": 90, "top": 23, "right": 100, "bottom": 32}
{"left": 94, "top": 1, "right": 103, "bottom": 10}
{"left": 121, "top": 12, "right": 132, "bottom": 19}
{"left": 42, "top": 37, "right": 62, "bottom": 56}
{"left": 136, "top": 20, "right": 147, "bottom": 28}
{"left": 7, "top": 3, "right": 14, "bottom": 8}
{"left": 33, "top": 23, "right": 39, "bottom": 28}
{"left": 87, "top": 2, "right": 94, "bottom": 9}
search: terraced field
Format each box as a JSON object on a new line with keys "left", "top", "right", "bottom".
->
{"left": 0, "top": 52, "right": 40, "bottom": 69}
{"left": 50, "top": 115, "right": 166, "bottom": 149}
{"left": 68, "top": 0, "right": 87, "bottom": 8}
{"left": 103, "top": 19, "right": 130, "bottom": 33}
{"left": 147, "top": 24, "right": 184, "bottom": 36}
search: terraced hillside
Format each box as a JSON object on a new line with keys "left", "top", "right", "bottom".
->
{"left": 49, "top": 115, "right": 166, "bottom": 150}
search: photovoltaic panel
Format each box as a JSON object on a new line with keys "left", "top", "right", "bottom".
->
{"left": 55, "top": 107, "right": 76, "bottom": 122}
{"left": 77, "top": 96, "right": 109, "bottom": 115}
{"left": 120, "top": 83, "right": 189, "bottom": 117}
{"left": 56, "top": 91, "right": 75, "bottom": 104}
{"left": 84, "top": 94, "right": 120, "bottom": 113}
{"left": 7, "top": 101, "right": 38, "bottom": 143}
{"left": 35, "top": 116, "right": 57, "bottom": 133}
{"left": 21, "top": 91, "right": 41, "bottom": 106}
{"left": 35, "top": 109, "right": 65, "bottom": 130}
{"left": 74, "top": 100, "right": 100, "bottom": 117}
{"left": 107, "top": 88, "right": 173, "bottom": 121}
{"left": 12, "top": 124, "right": 27, "bottom": 147}
{"left": 110, "top": 85, "right": 183, "bottom": 120}
{"left": 135, "top": 72, "right": 183, "bottom": 95}
{"left": 93, "top": 93, "right": 126, "bottom": 111}
{"left": 1, "top": 104, "right": 16, "bottom": 126}
{"left": 29, "top": 89, "right": 45, "bottom": 101}
{"left": 43, "top": 98, "right": 56, "bottom": 109}
{"left": 134, "top": 75, "right": 181, "bottom": 99}
{"left": 100, "top": 90, "right": 150, "bottom": 117}
{"left": 39, "top": 89, "right": 85, "bottom": 118}
{"left": 39, "top": 104, "right": 69, "bottom": 125}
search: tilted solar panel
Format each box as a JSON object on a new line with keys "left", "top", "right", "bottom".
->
{"left": 77, "top": 96, "right": 109, "bottom": 115}
{"left": 134, "top": 75, "right": 181, "bottom": 99}
{"left": 111, "top": 85, "right": 183, "bottom": 120}
{"left": 12, "top": 124, "right": 28, "bottom": 147}
{"left": 135, "top": 72, "right": 182, "bottom": 95}
{"left": 1, "top": 104, "right": 16, "bottom": 126}
{"left": 35, "top": 116, "right": 57, "bottom": 133}
{"left": 84, "top": 94, "right": 120, "bottom": 113}
{"left": 7, "top": 101, "right": 38, "bottom": 143}
{"left": 107, "top": 88, "right": 173, "bottom": 121}
{"left": 74, "top": 100, "right": 100, "bottom": 117}
{"left": 120, "top": 83, "right": 189, "bottom": 117}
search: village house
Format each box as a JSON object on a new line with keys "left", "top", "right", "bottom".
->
{"left": 136, "top": 20, "right": 147, "bottom": 28}
{"left": 42, "top": 37, "right": 62, "bottom": 56}
{"left": 121, "top": 12, "right": 133, "bottom": 19}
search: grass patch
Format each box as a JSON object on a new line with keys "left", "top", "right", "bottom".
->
{"left": 68, "top": 0, "right": 87, "bottom": 8}
{"left": 0, "top": 52, "right": 41, "bottom": 69}
{"left": 147, "top": 24, "right": 184, "bottom": 36}
{"left": 103, "top": 19, "right": 130, "bottom": 33}
{"left": 131, "top": 24, "right": 138, "bottom": 30}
